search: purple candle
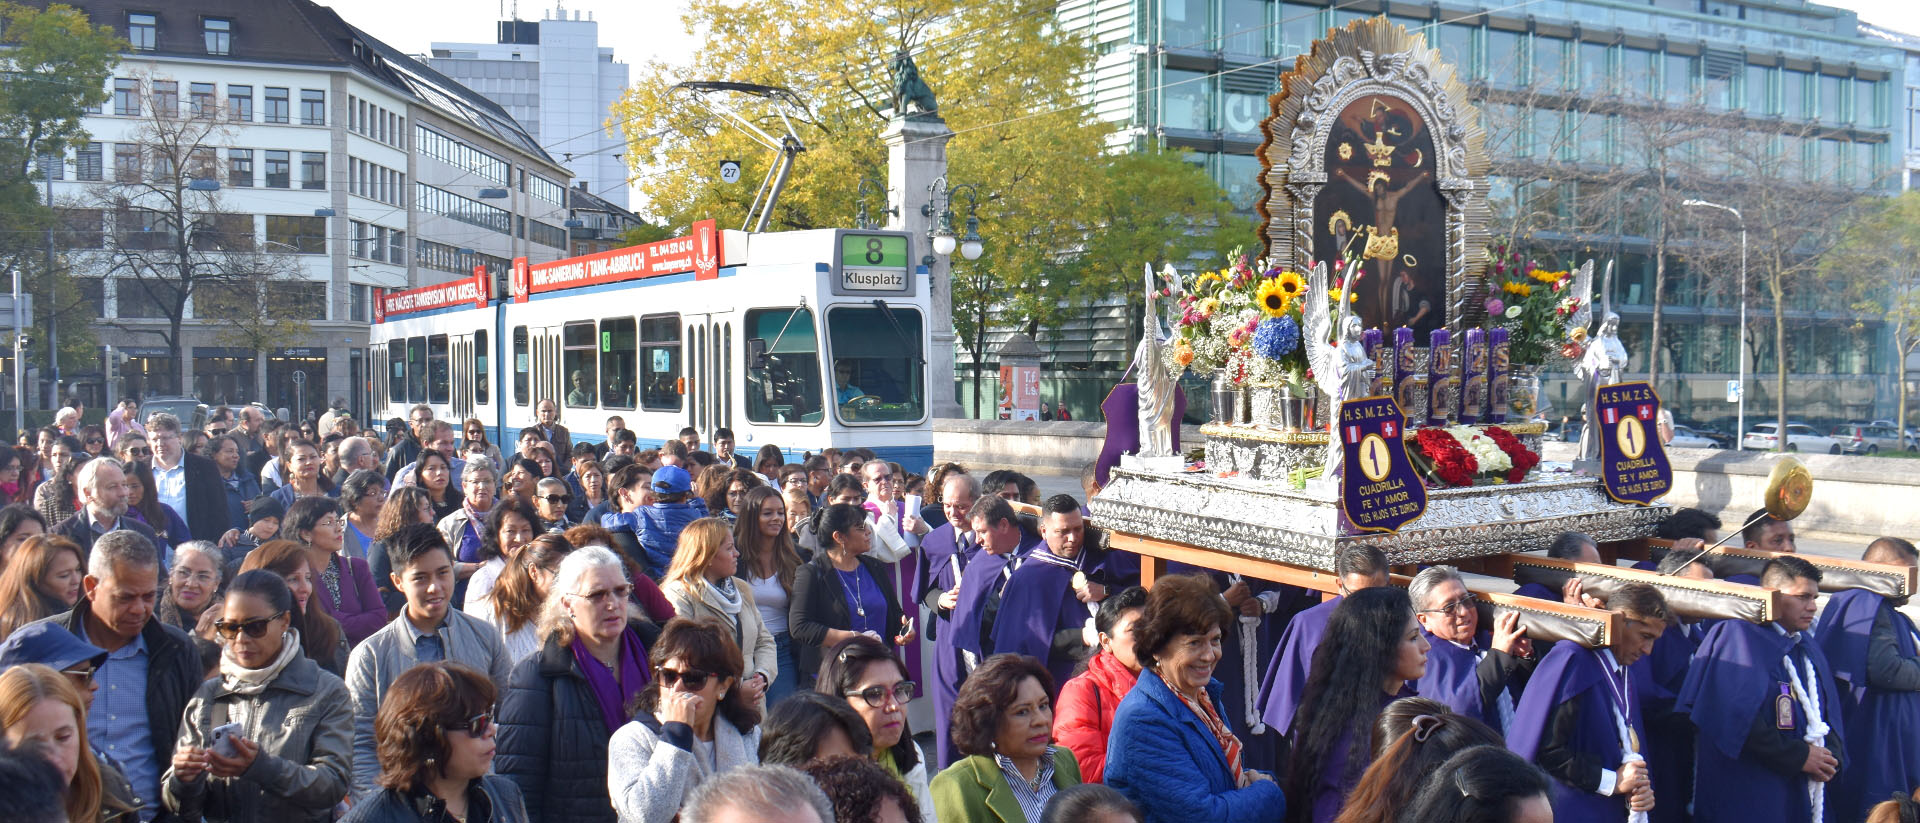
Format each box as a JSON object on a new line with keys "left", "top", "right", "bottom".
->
{"left": 1427, "top": 328, "right": 1453, "bottom": 427}
{"left": 1394, "top": 327, "right": 1418, "bottom": 424}
{"left": 1489, "top": 328, "right": 1511, "bottom": 424}
{"left": 1459, "top": 328, "right": 1487, "bottom": 425}
{"left": 1363, "top": 328, "right": 1384, "bottom": 397}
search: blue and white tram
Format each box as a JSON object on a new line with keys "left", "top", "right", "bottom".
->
{"left": 370, "top": 221, "right": 935, "bottom": 471}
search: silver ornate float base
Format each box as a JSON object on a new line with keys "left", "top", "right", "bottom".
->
{"left": 1090, "top": 466, "right": 1668, "bottom": 571}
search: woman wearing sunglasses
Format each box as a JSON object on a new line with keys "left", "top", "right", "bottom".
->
{"left": 163, "top": 570, "right": 353, "bottom": 823}
{"left": 496, "top": 546, "right": 662, "bottom": 823}
{"left": 79, "top": 425, "right": 109, "bottom": 458}
{"left": 815, "top": 635, "right": 937, "bottom": 823}
{"left": 343, "top": 661, "right": 528, "bottom": 823}
{"left": 462, "top": 418, "right": 504, "bottom": 469}
{"left": 607, "top": 616, "right": 763, "bottom": 823}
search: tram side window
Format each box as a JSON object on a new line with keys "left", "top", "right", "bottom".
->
{"left": 601, "top": 317, "right": 637, "bottom": 410}
{"left": 474, "top": 329, "right": 489, "bottom": 405}
{"left": 513, "top": 326, "right": 529, "bottom": 406}
{"left": 387, "top": 340, "right": 405, "bottom": 403}
{"left": 744, "top": 308, "right": 822, "bottom": 424}
{"left": 562, "top": 321, "right": 597, "bottom": 408}
{"left": 639, "top": 314, "right": 681, "bottom": 411}
{"left": 406, "top": 337, "right": 427, "bottom": 403}
{"left": 427, "top": 334, "right": 450, "bottom": 404}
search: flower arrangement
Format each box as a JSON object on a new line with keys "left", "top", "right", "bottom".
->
{"left": 1163, "top": 249, "right": 1353, "bottom": 387}
{"left": 1409, "top": 425, "right": 1540, "bottom": 487}
{"left": 1485, "top": 240, "right": 1575, "bottom": 366}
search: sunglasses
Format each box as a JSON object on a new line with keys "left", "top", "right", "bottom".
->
{"left": 1419, "top": 596, "right": 1477, "bottom": 617}
{"left": 85, "top": 438, "right": 104, "bottom": 445}
{"left": 448, "top": 708, "right": 495, "bottom": 736}
{"left": 60, "top": 664, "right": 96, "bottom": 687}
{"left": 212, "top": 610, "right": 287, "bottom": 640}
{"left": 125, "top": 447, "right": 153, "bottom": 458}
{"left": 539, "top": 494, "right": 572, "bottom": 504}
{"left": 657, "top": 667, "right": 713, "bottom": 691}
{"left": 846, "top": 681, "right": 917, "bottom": 709}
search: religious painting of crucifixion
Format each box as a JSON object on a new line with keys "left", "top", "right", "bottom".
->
{"left": 1313, "top": 93, "right": 1447, "bottom": 337}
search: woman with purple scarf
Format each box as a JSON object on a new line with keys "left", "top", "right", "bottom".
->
{"left": 496, "top": 545, "right": 661, "bottom": 823}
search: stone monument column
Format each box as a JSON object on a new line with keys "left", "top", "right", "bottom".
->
{"left": 882, "top": 113, "right": 963, "bottom": 419}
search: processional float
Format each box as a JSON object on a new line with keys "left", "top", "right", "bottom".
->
{"left": 1088, "top": 18, "right": 1915, "bottom": 648}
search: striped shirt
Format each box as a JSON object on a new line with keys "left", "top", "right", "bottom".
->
{"left": 994, "top": 746, "right": 1059, "bottom": 823}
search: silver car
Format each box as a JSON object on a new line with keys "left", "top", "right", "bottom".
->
{"left": 1831, "top": 423, "right": 1911, "bottom": 455}
{"left": 1743, "top": 423, "right": 1841, "bottom": 453}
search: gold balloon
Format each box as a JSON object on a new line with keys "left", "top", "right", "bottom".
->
{"left": 1764, "top": 457, "right": 1813, "bottom": 521}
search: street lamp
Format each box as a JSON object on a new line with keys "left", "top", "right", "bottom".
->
{"left": 1683, "top": 198, "right": 1748, "bottom": 451}
{"left": 854, "top": 177, "right": 896, "bottom": 231}
{"left": 921, "top": 176, "right": 985, "bottom": 265}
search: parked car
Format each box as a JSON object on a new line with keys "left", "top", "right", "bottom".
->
{"left": 1674, "top": 420, "right": 1737, "bottom": 449}
{"left": 1830, "top": 423, "right": 1913, "bottom": 455}
{"left": 1743, "top": 423, "right": 1841, "bottom": 453}
{"left": 1667, "top": 425, "right": 1721, "bottom": 449}
{"left": 137, "top": 396, "right": 209, "bottom": 431}
{"left": 1544, "top": 421, "right": 1584, "bottom": 444}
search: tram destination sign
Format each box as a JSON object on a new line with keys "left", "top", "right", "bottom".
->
{"left": 832, "top": 231, "right": 914, "bottom": 296}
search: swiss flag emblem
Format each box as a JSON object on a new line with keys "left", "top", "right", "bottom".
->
{"left": 1382, "top": 421, "right": 1397, "bottom": 438}
{"left": 1637, "top": 404, "right": 1654, "bottom": 420}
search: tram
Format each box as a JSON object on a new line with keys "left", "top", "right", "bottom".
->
{"left": 370, "top": 220, "right": 935, "bottom": 470}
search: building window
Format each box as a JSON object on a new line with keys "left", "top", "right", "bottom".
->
{"left": 56, "top": 209, "right": 103, "bottom": 249}
{"left": 265, "top": 215, "right": 326, "bottom": 254}
{"left": 33, "top": 152, "right": 62, "bottom": 181}
{"left": 151, "top": 81, "right": 177, "bottom": 117}
{"left": 387, "top": 229, "right": 405, "bottom": 264}
{"left": 300, "top": 151, "right": 325, "bottom": 190}
{"left": 264, "top": 87, "right": 289, "bottom": 124}
{"left": 264, "top": 150, "right": 289, "bottom": 188}
{"left": 76, "top": 143, "right": 102, "bottom": 181}
{"left": 114, "top": 78, "right": 140, "bottom": 116}
{"left": 529, "top": 220, "right": 566, "bottom": 249}
{"left": 350, "top": 284, "right": 370, "bottom": 323}
{"left": 228, "top": 84, "right": 251, "bottom": 121}
{"left": 188, "top": 82, "right": 214, "bottom": 116}
{"left": 113, "top": 144, "right": 140, "bottom": 182}
{"left": 127, "top": 12, "right": 156, "bottom": 51}
{"left": 203, "top": 17, "right": 230, "bottom": 55}
{"left": 414, "top": 182, "right": 511, "bottom": 234}
{"left": 227, "top": 149, "right": 252, "bottom": 187}
{"left": 300, "top": 89, "right": 325, "bottom": 125}
{"left": 413, "top": 125, "right": 509, "bottom": 183}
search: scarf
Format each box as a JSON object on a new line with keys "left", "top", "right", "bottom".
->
{"left": 573, "top": 627, "right": 652, "bottom": 736}
{"left": 702, "top": 577, "right": 744, "bottom": 616}
{"left": 1166, "top": 672, "right": 1243, "bottom": 781}
{"left": 220, "top": 630, "right": 302, "bottom": 695}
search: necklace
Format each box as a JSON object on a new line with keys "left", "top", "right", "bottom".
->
{"left": 836, "top": 567, "right": 866, "bottom": 616}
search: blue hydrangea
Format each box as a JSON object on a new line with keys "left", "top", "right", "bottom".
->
{"left": 1253, "top": 316, "right": 1299, "bottom": 361}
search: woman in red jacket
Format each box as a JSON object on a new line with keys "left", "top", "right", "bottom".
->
{"left": 1053, "top": 586, "right": 1148, "bottom": 782}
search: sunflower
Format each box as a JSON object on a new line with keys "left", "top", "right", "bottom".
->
{"left": 1256, "top": 278, "right": 1294, "bottom": 318}
{"left": 1501, "top": 281, "right": 1532, "bottom": 298}
{"left": 1276, "top": 270, "right": 1307, "bottom": 300}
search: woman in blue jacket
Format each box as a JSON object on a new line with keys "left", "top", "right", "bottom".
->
{"left": 1105, "top": 574, "right": 1286, "bottom": 823}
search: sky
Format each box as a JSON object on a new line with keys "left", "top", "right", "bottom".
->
{"left": 316, "top": 0, "right": 701, "bottom": 64}
{"left": 1821, "top": 0, "right": 1920, "bottom": 35}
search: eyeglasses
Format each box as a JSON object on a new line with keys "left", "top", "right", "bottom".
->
{"left": 569, "top": 584, "right": 632, "bottom": 606}
{"left": 125, "top": 447, "right": 152, "bottom": 458}
{"left": 60, "top": 664, "right": 95, "bottom": 687}
{"left": 170, "top": 569, "right": 217, "bottom": 585}
{"left": 539, "top": 494, "right": 572, "bottom": 504}
{"left": 846, "top": 681, "right": 917, "bottom": 708}
{"left": 447, "top": 708, "right": 495, "bottom": 736}
{"left": 1419, "top": 596, "right": 1477, "bottom": 617}
{"left": 657, "top": 667, "right": 713, "bottom": 691}
{"left": 85, "top": 439, "right": 104, "bottom": 446}
{"left": 212, "top": 610, "right": 287, "bottom": 640}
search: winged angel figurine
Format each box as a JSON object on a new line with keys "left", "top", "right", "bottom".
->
{"left": 1305, "top": 261, "right": 1369, "bottom": 478}
{"left": 1566, "top": 260, "right": 1628, "bottom": 462}
{"left": 1134, "top": 263, "right": 1183, "bottom": 459}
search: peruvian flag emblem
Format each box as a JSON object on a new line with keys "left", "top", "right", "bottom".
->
{"left": 1603, "top": 407, "right": 1619, "bottom": 425}
{"left": 1346, "top": 426, "right": 1361, "bottom": 444}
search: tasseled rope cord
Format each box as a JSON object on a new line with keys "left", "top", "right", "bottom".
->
{"left": 1781, "top": 651, "right": 1831, "bottom": 823}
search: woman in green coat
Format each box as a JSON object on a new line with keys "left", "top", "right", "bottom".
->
{"left": 931, "top": 654, "right": 1081, "bottom": 823}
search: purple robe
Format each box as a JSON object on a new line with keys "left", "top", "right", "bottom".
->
{"left": 1509, "top": 643, "right": 1644, "bottom": 823}
{"left": 1256, "top": 594, "right": 1339, "bottom": 734}
{"left": 1514, "top": 581, "right": 1560, "bottom": 601}
{"left": 992, "top": 550, "right": 1096, "bottom": 689}
{"left": 923, "top": 523, "right": 978, "bottom": 770}
{"left": 1310, "top": 688, "right": 1408, "bottom": 823}
{"left": 1813, "top": 588, "right": 1920, "bottom": 822}
{"left": 1677, "top": 619, "right": 1844, "bottom": 823}
{"left": 1415, "top": 629, "right": 1502, "bottom": 734}
{"left": 1636, "top": 621, "right": 1705, "bottom": 823}
{"left": 932, "top": 531, "right": 1038, "bottom": 767}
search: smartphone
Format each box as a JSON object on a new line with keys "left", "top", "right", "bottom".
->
{"left": 900, "top": 616, "right": 916, "bottom": 637}
{"left": 209, "top": 722, "right": 243, "bottom": 759}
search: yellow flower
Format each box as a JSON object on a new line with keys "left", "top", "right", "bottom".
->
{"left": 1275, "top": 270, "right": 1307, "bottom": 301}
{"left": 1173, "top": 339, "right": 1195, "bottom": 366}
{"left": 1501, "top": 281, "right": 1532, "bottom": 298}
{"left": 1568, "top": 327, "right": 1589, "bottom": 344}
{"left": 1198, "top": 297, "right": 1219, "bottom": 318}
{"left": 1256, "top": 278, "right": 1292, "bottom": 318}
{"left": 1530, "top": 269, "right": 1566, "bottom": 284}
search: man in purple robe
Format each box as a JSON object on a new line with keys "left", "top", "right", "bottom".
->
{"left": 1637, "top": 549, "right": 1715, "bottom": 823}
{"left": 1410, "top": 565, "right": 1535, "bottom": 736}
{"left": 993, "top": 494, "right": 1113, "bottom": 689}
{"left": 1510, "top": 583, "right": 1671, "bottom": 822}
{"left": 1515, "top": 532, "right": 1603, "bottom": 602}
{"left": 1678, "top": 556, "right": 1844, "bottom": 823}
{"left": 1631, "top": 508, "right": 1724, "bottom": 572}
{"left": 1256, "top": 544, "right": 1390, "bottom": 734}
{"left": 1812, "top": 537, "right": 1920, "bottom": 823}
{"left": 931, "top": 494, "right": 1039, "bottom": 767}
{"left": 920, "top": 472, "right": 980, "bottom": 770}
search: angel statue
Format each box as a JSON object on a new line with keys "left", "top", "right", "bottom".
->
{"left": 1134, "top": 263, "right": 1182, "bottom": 459}
{"left": 1568, "top": 260, "right": 1630, "bottom": 462}
{"left": 1306, "top": 261, "right": 1367, "bottom": 477}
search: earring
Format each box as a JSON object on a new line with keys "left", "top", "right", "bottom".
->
{"left": 425, "top": 757, "right": 436, "bottom": 769}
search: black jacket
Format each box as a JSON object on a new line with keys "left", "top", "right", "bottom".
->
{"left": 788, "top": 552, "right": 905, "bottom": 686}
{"left": 176, "top": 452, "right": 232, "bottom": 541}
{"left": 26, "top": 600, "right": 203, "bottom": 822}
{"left": 51, "top": 514, "right": 161, "bottom": 562}
{"left": 496, "top": 621, "right": 663, "bottom": 823}
{"left": 339, "top": 776, "right": 528, "bottom": 823}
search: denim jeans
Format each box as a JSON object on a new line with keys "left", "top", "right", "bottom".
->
{"left": 768, "top": 631, "right": 799, "bottom": 705}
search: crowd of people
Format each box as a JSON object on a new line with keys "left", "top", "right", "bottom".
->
{"left": 0, "top": 397, "right": 1915, "bottom": 823}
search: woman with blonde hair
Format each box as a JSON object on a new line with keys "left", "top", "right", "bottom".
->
{"left": 0, "top": 534, "right": 85, "bottom": 639}
{"left": 470, "top": 533, "right": 575, "bottom": 663}
{"left": 0, "top": 662, "right": 137, "bottom": 822}
{"left": 662, "top": 518, "right": 776, "bottom": 708}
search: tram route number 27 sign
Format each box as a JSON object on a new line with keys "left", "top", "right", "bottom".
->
{"left": 1594, "top": 382, "right": 1672, "bottom": 505}
{"left": 1340, "top": 396, "right": 1427, "bottom": 533}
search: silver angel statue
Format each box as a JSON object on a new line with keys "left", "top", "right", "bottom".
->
{"left": 1306, "top": 261, "right": 1366, "bottom": 477}
{"left": 1569, "top": 260, "right": 1629, "bottom": 462}
{"left": 1134, "top": 263, "right": 1181, "bottom": 459}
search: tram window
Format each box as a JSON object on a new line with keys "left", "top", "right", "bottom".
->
{"left": 827, "top": 305, "right": 925, "bottom": 423}
{"left": 474, "top": 329, "right": 489, "bottom": 405}
{"left": 513, "top": 326, "right": 529, "bottom": 406}
{"left": 744, "top": 308, "right": 822, "bottom": 424}
{"left": 406, "top": 337, "right": 427, "bottom": 403}
{"left": 562, "top": 321, "right": 597, "bottom": 408}
{"left": 387, "top": 340, "right": 405, "bottom": 402}
{"left": 640, "top": 314, "right": 682, "bottom": 411}
{"left": 601, "top": 317, "right": 637, "bottom": 410}
{"left": 427, "top": 335, "right": 450, "bottom": 404}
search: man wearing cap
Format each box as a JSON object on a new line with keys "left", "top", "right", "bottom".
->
{"left": 601, "top": 464, "right": 708, "bottom": 579}
{"left": 0, "top": 623, "right": 141, "bottom": 819}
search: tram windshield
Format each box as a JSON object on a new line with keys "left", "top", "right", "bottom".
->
{"left": 746, "top": 308, "right": 824, "bottom": 424}
{"left": 828, "top": 304, "right": 925, "bottom": 424}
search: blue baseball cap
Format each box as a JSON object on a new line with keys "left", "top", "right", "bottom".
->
{"left": 0, "top": 622, "right": 107, "bottom": 672}
{"left": 651, "top": 465, "right": 693, "bottom": 495}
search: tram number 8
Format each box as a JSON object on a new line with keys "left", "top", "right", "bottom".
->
{"left": 865, "top": 238, "right": 885, "bottom": 264}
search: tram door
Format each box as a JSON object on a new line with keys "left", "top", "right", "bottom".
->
{"left": 527, "top": 325, "right": 562, "bottom": 423}
{"left": 684, "top": 313, "right": 734, "bottom": 441}
{"left": 450, "top": 336, "right": 472, "bottom": 421}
